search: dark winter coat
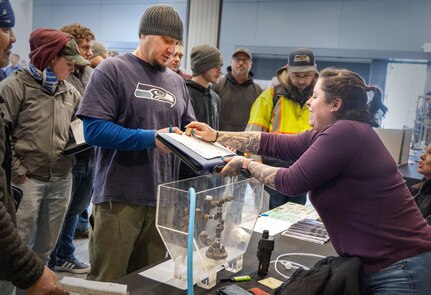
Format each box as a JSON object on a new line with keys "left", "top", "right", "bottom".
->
{"left": 414, "top": 179, "right": 431, "bottom": 225}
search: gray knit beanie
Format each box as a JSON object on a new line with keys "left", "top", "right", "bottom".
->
{"left": 139, "top": 4, "right": 183, "bottom": 41}
{"left": 190, "top": 44, "right": 223, "bottom": 76}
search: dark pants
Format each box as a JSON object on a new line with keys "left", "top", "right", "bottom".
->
{"left": 267, "top": 186, "right": 306, "bottom": 209}
{"left": 88, "top": 203, "right": 166, "bottom": 281}
{"left": 262, "top": 157, "right": 307, "bottom": 209}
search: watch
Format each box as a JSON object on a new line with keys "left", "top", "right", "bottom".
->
{"left": 241, "top": 160, "right": 253, "bottom": 178}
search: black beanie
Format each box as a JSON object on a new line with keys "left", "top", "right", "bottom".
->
{"left": 190, "top": 44, "right": 223, "bottom": 76}
{"left": 139, "top": 4, "right": 183, "bottom": 41}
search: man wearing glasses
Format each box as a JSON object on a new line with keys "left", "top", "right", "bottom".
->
{"left": 215, "top": 47, "right": 262, "bottom": 132}
{"left": 246, "top": 47, "right": 318, "bottom": 209}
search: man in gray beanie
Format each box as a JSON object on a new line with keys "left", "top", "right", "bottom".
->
{"left": 190, "top": 44, "right": 223, "bottom": 77}
{"left": 179, "top": 44, "right": 223, "bottom": 179}
{"left": 137, "top": 3, "right": 183, "bottom": 71}
{"left": 76, "top": 4, "right": 195, "bottom": 281}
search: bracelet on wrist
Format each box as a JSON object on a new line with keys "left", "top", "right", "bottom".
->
{"left": 241, "top": 160, "right": 255, "bottom": 178}
{"left": 213, "top": 131, "right": 219, "bottom": 142}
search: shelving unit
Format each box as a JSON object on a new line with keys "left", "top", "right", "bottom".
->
{"left": 413, "top": 95, "right": 431, "bottom": 149}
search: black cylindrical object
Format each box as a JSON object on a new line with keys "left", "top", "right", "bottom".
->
{"left": 257, "top": 229, "right": 275, "bottom": 276}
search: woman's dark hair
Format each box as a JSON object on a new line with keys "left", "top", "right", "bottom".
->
{"left": 319, "top": 68, "right": 388, "bottom": 127}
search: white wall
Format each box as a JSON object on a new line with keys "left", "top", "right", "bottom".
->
{"left": 28, "top": 0, "right": 431, "bottom": 62}
{"left": 11, "top": 0, "right": 33, "bottom": 64}
{"left": 185, "top": 0, "right": 221, "bottom": 73}
{"left": 26, "top": 0, "right": 188, "bottom": 60}
{"left": 219, "top": 0, "right": 431, "bottom": 69}
{"left": 33, "top": 0, "right": 188, "bottom": 40}
{"left": 383, "top": 63, "right": 427, "bottom": 129}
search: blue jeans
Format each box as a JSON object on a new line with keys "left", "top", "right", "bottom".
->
{"left": 49, "top": 156, "right": 94, "bottom": 265}
{"left": 363, "top": 251, "right": 431, "bottom": 294}
{"left": 76, "top": 210, "right": 89, "bottom": 234}
{"left": 15, "top": 173, "right": 72, "bottom": 264}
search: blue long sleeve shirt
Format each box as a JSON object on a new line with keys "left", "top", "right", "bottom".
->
{"left": 82, "top": 116, "right": 156, "bottom": 150}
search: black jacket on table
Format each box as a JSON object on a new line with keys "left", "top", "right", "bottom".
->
{"left": 0, "top": 100, "right": 45, "bottom": 288}
{"left": 414, "top": 179, "right": 431, "bottom": 225}
{"left": 274, "top": 256, "right": 363, "bottom": 295}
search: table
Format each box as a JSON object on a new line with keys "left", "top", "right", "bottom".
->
{"left": 117, "top": 233, "right": 337, "bottom": 295}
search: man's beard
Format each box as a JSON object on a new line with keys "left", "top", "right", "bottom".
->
{"left": 233, "top": 66, "right": 246, "bottom": 75}
{"left": 0, "top": 53, "right": 10, "bottom": 68}
{"left": 290, "top": 85, "right": 314, "bottom": 107}
{"left": 153, "top": 60, "right": 167, "bottom": 72}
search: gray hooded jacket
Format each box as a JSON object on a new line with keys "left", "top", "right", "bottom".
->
{"left": 0, "top": 69, "right": 80, "bottom": 183}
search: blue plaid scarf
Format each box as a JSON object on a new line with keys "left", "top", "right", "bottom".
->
{"left": 29, "top": 63, "right": 58, "bottom": 93}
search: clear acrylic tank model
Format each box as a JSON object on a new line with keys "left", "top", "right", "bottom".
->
{"left": 156, "top": 174, "right": 264, "bottom": 289}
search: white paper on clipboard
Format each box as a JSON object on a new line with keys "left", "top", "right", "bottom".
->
{"left": 165, "top": 133, "right": 233, "bottom": 159}
{"left": 70, "top": 119, "right": 86, "bottom": 145}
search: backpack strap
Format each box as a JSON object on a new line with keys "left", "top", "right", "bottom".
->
{"left": 272, "top": 84, "right": 283, "bottom": 107}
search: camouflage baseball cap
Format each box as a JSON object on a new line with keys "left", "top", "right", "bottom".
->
{"left": 60, "top": 38, "right": 90, "bottom": 66}
{"left": 91, "top": 41, "right": 108, "bottom": 58}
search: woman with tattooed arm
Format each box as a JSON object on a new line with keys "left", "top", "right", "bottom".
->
{"left": 186, "top": 68, "right": 431, "bottom": 294}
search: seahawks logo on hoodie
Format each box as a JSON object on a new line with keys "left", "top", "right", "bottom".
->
{"left": 134, "top": 83, "right": 176, "bottom": 107}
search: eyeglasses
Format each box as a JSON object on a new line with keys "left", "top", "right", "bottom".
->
{"left": 289, "top": 73, "right": 314, "bottom": 80}
{"left": 233, "top": 56, "right": 251, "bottom": 64}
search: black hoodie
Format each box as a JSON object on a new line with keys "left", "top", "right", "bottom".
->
{"left": 185, "top": 79, "right": 220, "bottom": 129}
{"left": 214, "top": 66, "right": 263, "bottom": 131}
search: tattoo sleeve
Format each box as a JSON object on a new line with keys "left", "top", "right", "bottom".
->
{"left": 248, "top": 161, "right": 278, "bottom": 190}
{"left": 217, "top": 132, "right": 261, "bottom": 154}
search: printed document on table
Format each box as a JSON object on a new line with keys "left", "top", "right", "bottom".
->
{"left": 253, "top": 203, "right": 321, "bottom": 236}
{"left": 253, "top": 216, "right": 291, "bottom": 235}
{"left": 165, "top": 133, "right": 233, "bottom": 159}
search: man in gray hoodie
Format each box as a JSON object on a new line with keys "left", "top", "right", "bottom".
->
{"left": 215, "top": 47, "right": 262, "bottom": 132}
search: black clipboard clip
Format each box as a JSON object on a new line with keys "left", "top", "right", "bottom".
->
{"left": 212, "top": 164, "right": 224, "bottom": 174}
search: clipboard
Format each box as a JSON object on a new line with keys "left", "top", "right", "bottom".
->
{"left": 64, "top": 119, "right": 93, "bottom": 155}
{"left": 156, "top": 132, "right": 236, "bottom": 174}
{"left": 64, "top": 140, "right": 92, "bottom": 155}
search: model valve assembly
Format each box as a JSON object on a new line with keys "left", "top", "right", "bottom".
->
{"left": 199, "top": 195, "right": 234, "bottom": 260}
{"left": 257, "top": 229, "right": 275, "bottom": 276}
